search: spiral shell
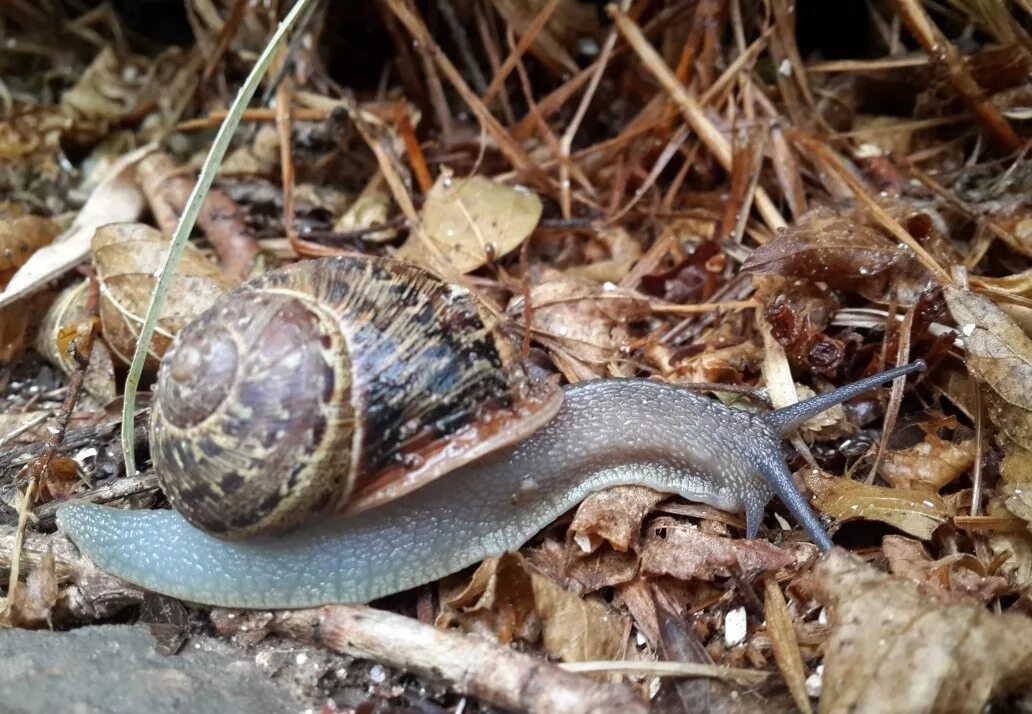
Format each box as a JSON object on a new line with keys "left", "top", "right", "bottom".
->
{"left": 149, "top": 256, "right": 561, "bottom": 538}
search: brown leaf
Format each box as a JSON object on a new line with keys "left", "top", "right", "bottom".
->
{"left": 945, "top": 287, "right": 1032, "bottom": 525}
{"left": 742, "top": 204, "right": 933, "bottom": 305}
{"left": 0, "top": 213, "right": 59, "bottom": 272}
{"left": 2, "top": 552, "right": 59, "bottom": 629}
{"left": 570, "top": 485, "right": 667, "bottom": 552}
{"left": 944, "top": 286, "right": 1032, "bottom": 418}
{"left": 439, "top": 553, "right": 623, "bottom": 662}
{"left": 397, "top": 173, "right": 542, "bottom": 274}
{"left": 812, "top": 548, "right": 1032, "bottom": 714}
{"left": 35, "top": 281, "right": 116, "bottom": 403}
{"left": 806, "top": 471, "right": 949, "bottom": 540}
{"left": 524, "top": 538, "right": 640, "bottom": 593}
{"left": 564, "top": 226, "right": 643, "bottom": 285}
{"left": 879, "top": 433, "right": 976, "bottom": 491}
{"left": 763, "top": 575, "right": 813, "bottom": 714}
{"left": 640, "top": 520, "right": 793, "bottom": 581}
{"left": 508, "top": 278, "right": 650, "bottom": 369}
{"left": 529, "top": 567, "right": 622, "bottom": 663}
{"left": 92, "top": 223, "right": 234, "bottom": 369}
{"left": 882, "top": 535, "right": 1013, "bottom": 604}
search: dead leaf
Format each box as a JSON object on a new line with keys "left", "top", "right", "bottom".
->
{"left": 529, "top": 567, "right": 622, "bottom": 663}
{"left": 0, "top": 290, "right": 53, "bottom": 364}
{"left": 806, "top": 470, "right": 949, "bottom": 540}
{"left": 439, "top": 553, "right": 622, "bottom": 662}
{"left": 92, "top": 223, "right": 234, "bottom": 368}
{"left": 397, "top": 172, "right": 542, "bottom": 274}
{"left": 508, "top": 278, "right": 650, "bottom": 368}
{"left": 0, "top": 143, "right": 152, "bottom": 309}
{"left": 879, "top": 433, "right": 976, "bottom": 491}
{"left": 570, "top": 485, "right": 667, "bottom": 552}
{"left": 944, "top": 287, "right": 1032, "bottom": 524}
{"left": 742, "top": 203, "right": 934, "bottom": 305}
{"left": 35, "top": 281, "right": 116, "bottom": 403}
{"left": 525, "top": 537, "right": 640, "bottom": 593}
{"left": 640, "top": 519, "right": 793, "bottom": 581}
{"left": 0, "top": 411, "right": 52, "bottom": 444}
{"left": 763, "top": 575, "right": 813, "bottom": 714}
{"left": 564, "top": 226, "right": 643, "bottom": 285}
{"left": 0, "top": 213, "right": 59, "bottom": 272}
{"left": 813, "top": 548, "right": 1032, "bottom": 714}
{"left": 882, "top": 535, "right": 1013, "bottom": 604}
{"left": 2, "top": 552, "right": 59, "bottom": 629}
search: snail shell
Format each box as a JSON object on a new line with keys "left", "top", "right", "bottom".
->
{"left": 150, "top": 256, "right": 562, "bottom": 538}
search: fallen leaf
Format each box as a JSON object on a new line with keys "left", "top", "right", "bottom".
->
{"left": 439, "top": 553, "right": 622, "bottom": 662}
{"left": 879, "top": 433, "right": 976, "bottom": 491}
{"left": 944, "top": 286, "right": 1032, "bottom": 524}
{"left": 397, "top": 172, "right": 542, "bottom": 273}
{"left": 0, "top": 213, "right": 59, "bottom": 272}
{"left": 742, "top": 203, "right": 934, "bottom": 305}
{"left": 525, "top": 538, "right": 640, "bottom": 593}
{"left": 2, "top": 552, "right": 59, "bottom": 629}
{"left": 812, "top": 548, "right": 1032, "bottom": 714}
{"left": 508, "top": 278, "right": 650, "bottom": 367}
{"left": 570, "top": 485, "right": 667, "bottom": 552}
{"left": 806, "top": 471, "right": 949, "bottom": 540}
{"left": 763, "top": 575, "right": 813, "bottom": 714}
{"left": 92, "top": 223, "right": 234, "bottom": 368}
{"left": 35, "top": 280, "right": 116, "bottom": 403}
{"left": 882, "top": 535, "right": 1012, "bottom": 604}
{"left": 0, "top": 143, "right": 152, "bottom": 309}
{"left": 639, "top": 519, "right": 793, "bottom": 581}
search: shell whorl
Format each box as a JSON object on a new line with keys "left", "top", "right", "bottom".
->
{"left": 150, "top": 256, "right": 559, "bottom": 539}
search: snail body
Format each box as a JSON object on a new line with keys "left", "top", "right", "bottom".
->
{"left": 57, "top": 256, "right": 925, "bottom": 609}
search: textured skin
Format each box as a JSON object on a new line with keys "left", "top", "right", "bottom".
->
{"left": 58, "top": 379, "right": 782, "bottom": 608}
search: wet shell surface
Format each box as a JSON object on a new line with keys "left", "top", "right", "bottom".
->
{"left": 149, "top": 256, "right": 561, "bottom": 538}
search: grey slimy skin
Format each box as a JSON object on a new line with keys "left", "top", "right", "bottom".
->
{"left": 57, "top": 361, "right": 924, "bottom": 609}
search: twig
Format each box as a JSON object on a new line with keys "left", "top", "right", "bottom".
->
{"left": 559, "top": 660, "right": 767, "bottom": 685}
{"left": 212, "top": 605, "right": 649, "bottom": 714}
{"left": 481, "top": 0, "right": 561, "bottom": 106}
{"left": 889, "top": 0, "right": 1022, "bottom": 152}
{"left": 606, "top": 4, "right": 787, "bottom": 233}
{"left": 387, "top": 0, "right": 554, "bottom": 193}
{"left": 120, "top": 0, "right": 318, "bottom": 480}
{"left": 4, "top": 277, "right": 100, "bottom": 617}
{"left": 33, "top": 472, "right": 161, "bottom": 530}
{"left": 791, "top": 131, "right": 953, "bottom": 286}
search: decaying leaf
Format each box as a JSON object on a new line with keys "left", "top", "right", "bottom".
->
{"left": 639, "top": 519, "right": 794, "bottom": 581}
{"left": 35, "top": 280, "right": 116, "bottom": 403}
{"left": 0, "top": 143, "right": 151, "bottom": 308}
{"left": 999, "top": 446, "right": 1032, "bottom": 527}
{"left": 508, "top": 278, "right": 650, "bottom": 370}
{"left": 742, "top": 204, "right": 934, "bottom": 305}
{"left": 882, "top": 535, "right": 1012, "bottom": 604}
{"left": 812, "top": 548, "right": 1032, "bottom": 714}
{"left": 92, "top": 223, "right": 234, "bottom": 369}
{"left": 1, "top": 552, "right": 59, "bottom": 629}
{"left": 525, "top": 537, "right": 640, "bottom": 593}
{"left": 396, "top": 173, "right": 542, "bottom": 274}
{"left": 879, "top": 431, "right": 976, "bottom": 491}
{"left": 805, "top": 470, "right": 949, "bottom": 540}
{"left": 945, "top": 286, "right": 1032, "bottom": 420}
{"left": 0, "top": 291, "right": 53, "bottom": 364}
{"left": 944, "top": 286, "right": 1032, "bottom": 524}
{"left": 0, "top": 212, "right": 60, "bottom": 272}
{"left": 570, "top": 485, "right": 667, "bottom": 553}
{"left": 438, "top": 553, "right": 622, "bottom": 662}
{"left": 564, "top": 226, "right": 643, "bottom": 285}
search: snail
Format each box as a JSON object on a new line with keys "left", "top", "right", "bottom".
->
{"left": 56, "top": 255, "right": 926, "bottom": 609}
